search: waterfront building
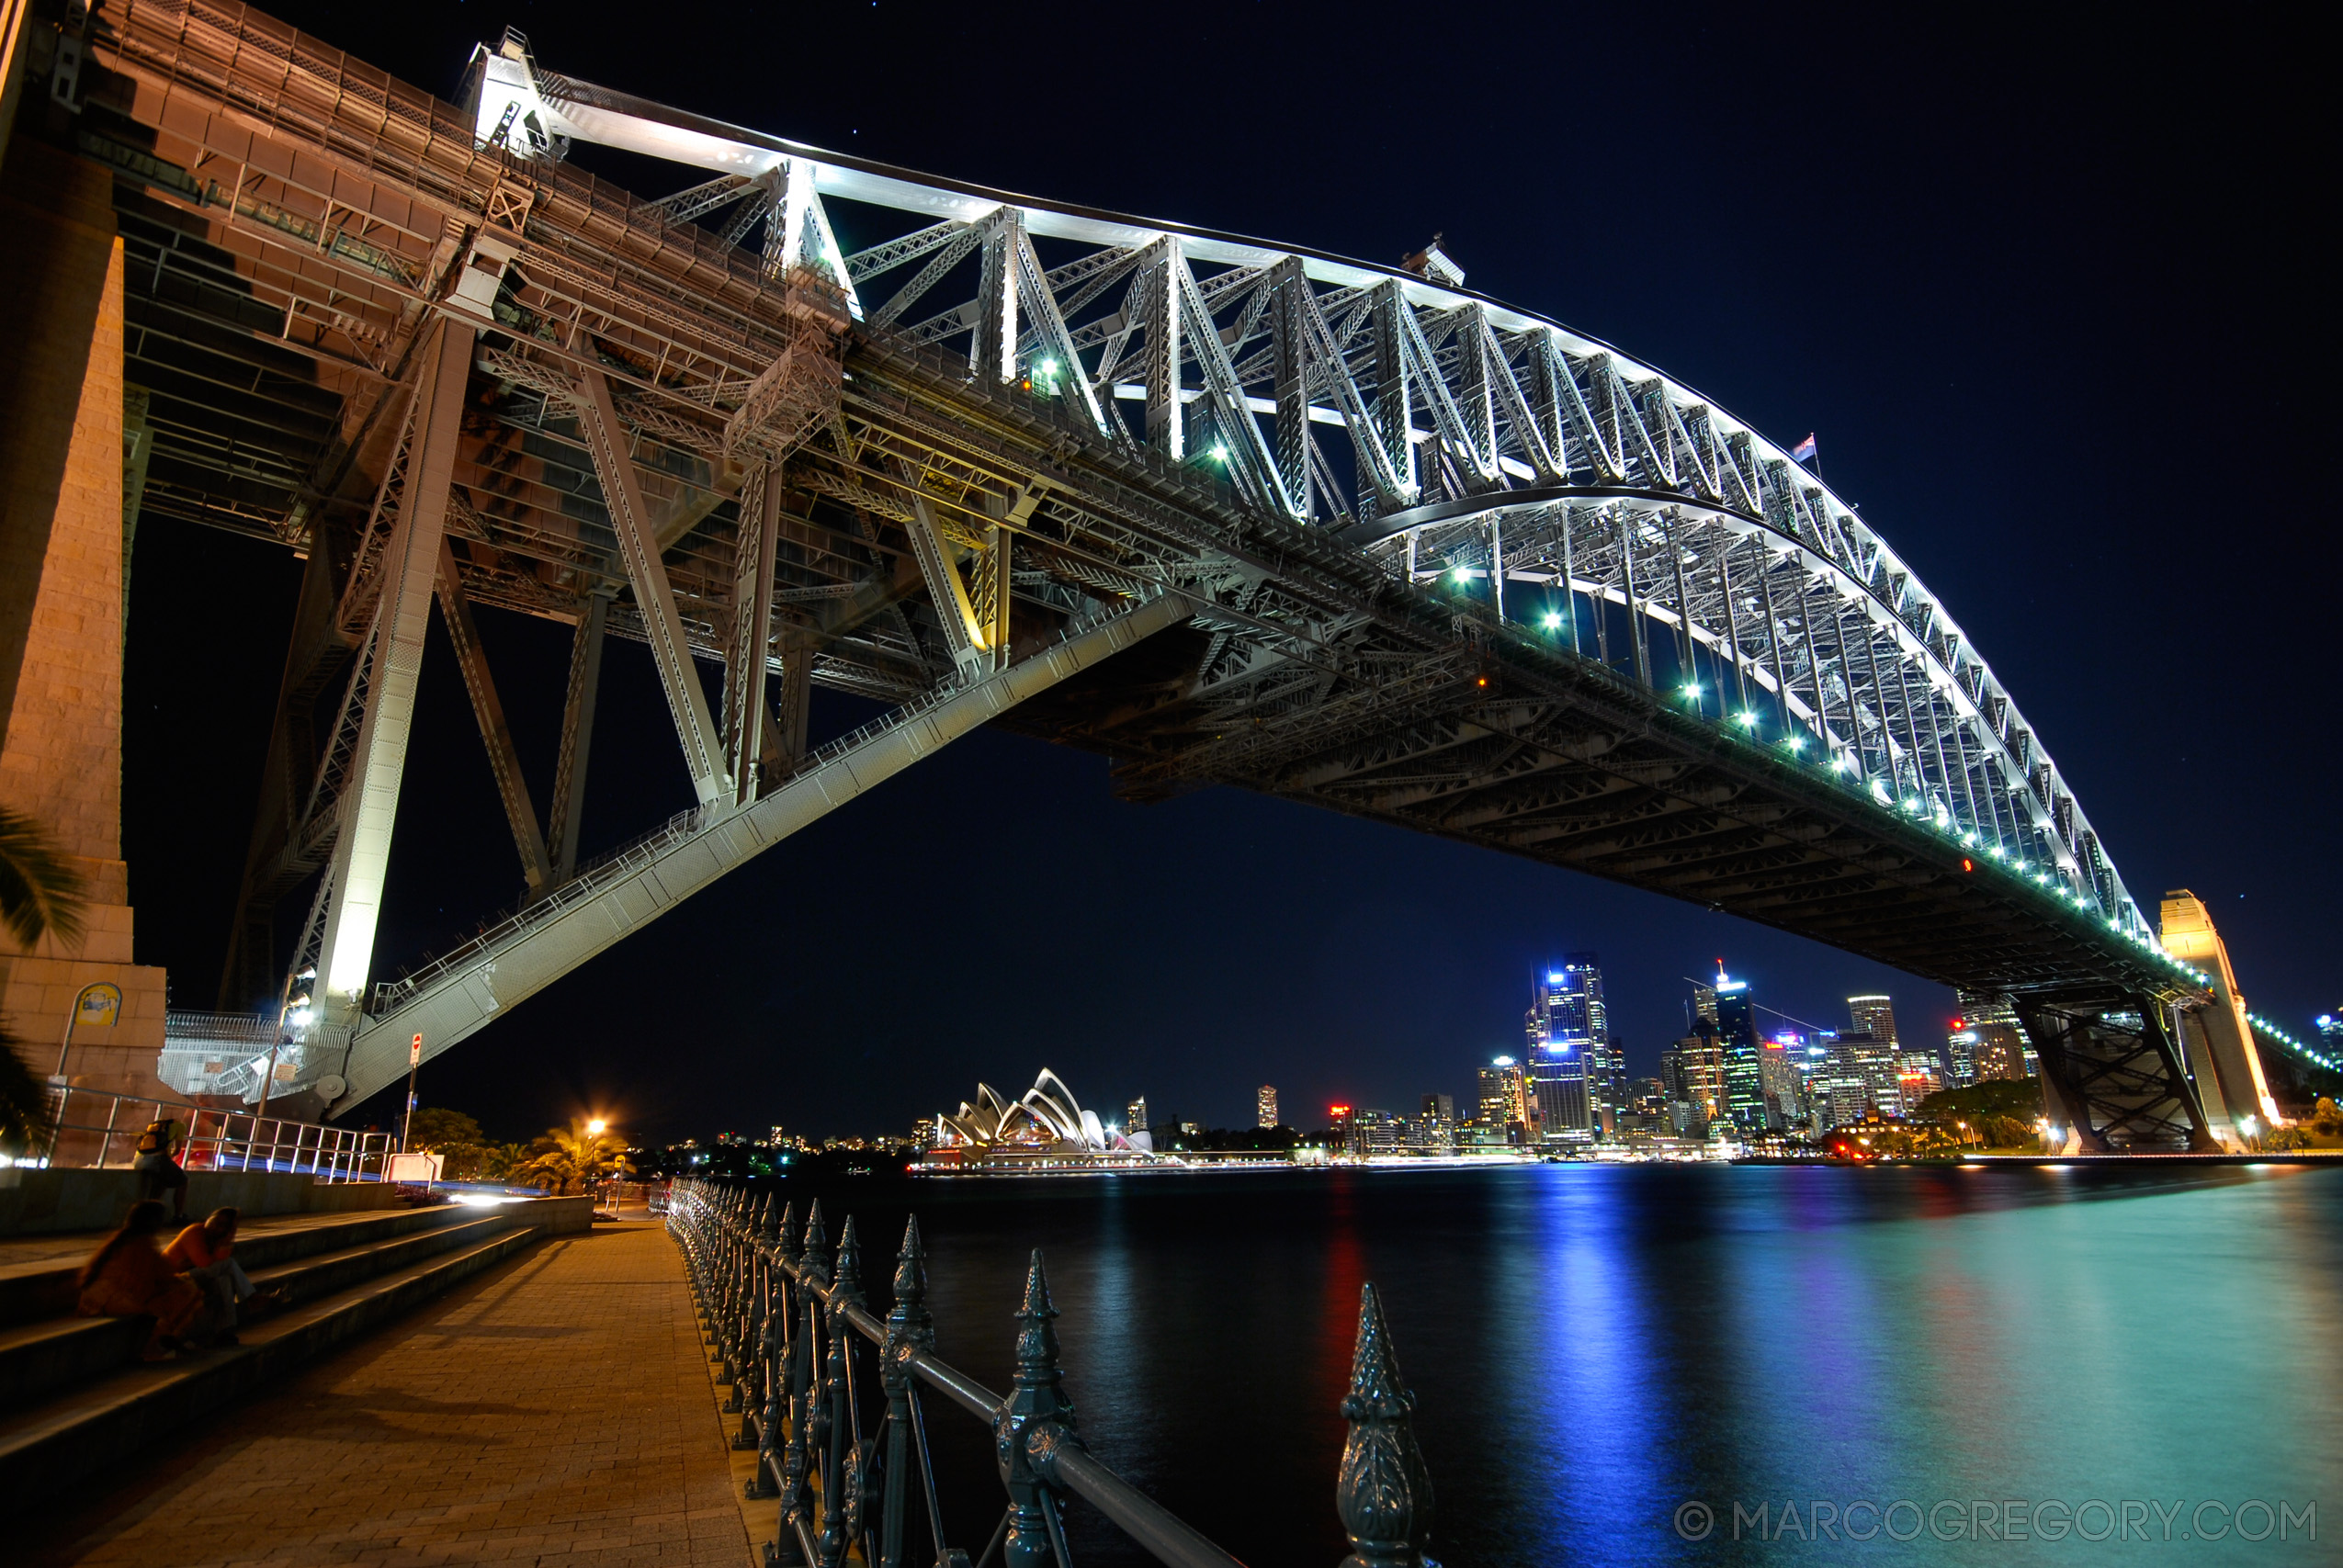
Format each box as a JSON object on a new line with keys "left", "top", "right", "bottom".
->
{"left": 1847, "top": 994, "right": 1900, "bottom": 1049}
{"left": 1256, "top": 1085, "right": 1279, "bottom": 1129}
{"left": 1421, "top": 1092, "right": 1454, "bottom": 1124}
{"left": 1522, "top": 954, "right": 1624, "bottom": 1136}
{"left": 924, "top": 1068, "right": 1160, "bottom": 1169}
{"left": 1126, "top": 1095, "right": 1149, "bottom": 1134}
{"left": 1346, "top": 1109, "right": 1404, "bottom": 1156}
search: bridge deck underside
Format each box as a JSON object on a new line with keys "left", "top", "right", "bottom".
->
{"left": 999, "top": 640, "right": 2143, "bottom": 998}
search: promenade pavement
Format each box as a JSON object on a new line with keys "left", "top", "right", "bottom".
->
{"left": 21, "top": 1217, "right": 753, "bottom": 1567}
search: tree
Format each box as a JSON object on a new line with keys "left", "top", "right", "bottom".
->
{"left": 515, "top": 1119, "right": 626, "bottom": 1194}
{"left": 406, "top": 1108, "right": 492, "bottom": 1179}
{"left": 0, "top": 806, "right": 86, "bottom": 951}
{"left": 0, "top": 808, "right": 88, "bottom": 1152}
{"left": 0, "top": 1028, "right": 52, "bottom": 1155}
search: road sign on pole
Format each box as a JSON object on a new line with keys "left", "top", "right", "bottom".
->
{"left": 402, "top": 1033, "right": 424, "bottom": 1152}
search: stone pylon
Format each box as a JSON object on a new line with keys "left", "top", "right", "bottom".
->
{"left": 0, "top": 135, "right": 170, "bottom": 1110}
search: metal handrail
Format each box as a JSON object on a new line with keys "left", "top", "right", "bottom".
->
{"left": 663, "top": 1174, "right": 1435, "bottom": 1568}
{"left": 29, "top": 1081, "right": 392, "bottom": 1181}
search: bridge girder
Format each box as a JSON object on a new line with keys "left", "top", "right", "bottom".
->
{"left": 33, "top": 2, "right": 2259, "bottom": 1118}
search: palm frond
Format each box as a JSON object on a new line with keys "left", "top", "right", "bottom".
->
{"left": 0, "top": 807, "right": 87, "bottom": 949}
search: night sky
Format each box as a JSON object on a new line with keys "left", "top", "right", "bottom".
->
{"left": 120, "top": 3, "right": 2333, "bottom": 1143}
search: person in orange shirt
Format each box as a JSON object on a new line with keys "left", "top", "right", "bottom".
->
{"left": 78, "top": 1201, "right": 202, "bottom": 1359}
{"left": 165, "top": 1207, "right": 255, "bottom": 1345}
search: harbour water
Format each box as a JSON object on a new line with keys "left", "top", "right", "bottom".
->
{"left": 787, "top": 1163, "right": 2342, "bottom": 1564}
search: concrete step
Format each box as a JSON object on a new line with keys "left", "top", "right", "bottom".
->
{"left": 0, "top": 1213, "right": 560, "bottom": 1504}
{"left": 0, "top": 1209, "right": 515, "bottom": 1410}
{"left": 0, "top": 1199, "right": 488, "bottom": 1329}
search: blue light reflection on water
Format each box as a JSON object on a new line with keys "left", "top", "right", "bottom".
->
{"left": 798, "top": 1163, "right": 2343, "bottom": 1565}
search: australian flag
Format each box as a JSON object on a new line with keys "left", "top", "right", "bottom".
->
{"left": 1790, "top": 433, "right": 1818, "bottom": 463}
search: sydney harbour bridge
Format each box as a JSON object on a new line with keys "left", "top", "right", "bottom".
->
{"left": 3, "top": 0, "right": 2316, "bottom": 1155}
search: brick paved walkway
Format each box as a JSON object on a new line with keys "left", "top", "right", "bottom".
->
{"left": 24, "top": 1220, "right": 752, "bottom": 1567}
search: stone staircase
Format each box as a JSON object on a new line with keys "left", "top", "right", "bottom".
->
{"left": 0, "top": 1196, "right": 587, "bottom": 1503}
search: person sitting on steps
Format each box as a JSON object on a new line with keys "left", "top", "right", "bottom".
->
{"left": 130, "top": 1115, "right": 189, "bottom": 1222}
{"left": 77, "top": 1201, "right": 203, "bottom": 1360}
{"left": 165, "top": 1207, "right": 267, "bottom": 1346}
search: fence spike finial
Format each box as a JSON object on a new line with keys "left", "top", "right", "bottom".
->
{"left": 888, "top": 1214, "right": 934, "bottom": 1353}
{"left": 1336, "top": 1281, "right": 1432, "bottom": 1568}
{"left": 833, "top": 1213, "right": 865, "bottom": 1305}
{"left": 800, "top": 1199, "right": 829, "bottom": 1284}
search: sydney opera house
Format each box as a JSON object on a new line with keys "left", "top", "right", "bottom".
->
{"left": 918, "top": 1069, "right": 1163, "bottom": 1172}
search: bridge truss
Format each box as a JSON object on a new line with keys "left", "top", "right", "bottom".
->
{"left": 47, "top": 0, "right": 2290, "bottom": 1147}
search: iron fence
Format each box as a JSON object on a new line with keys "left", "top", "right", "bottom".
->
{"left": 666, "top": 1178, "right": 1434, "bottom": 1567}
{"left": 32, "top": 1082, "right": 392, "bottom": 1181}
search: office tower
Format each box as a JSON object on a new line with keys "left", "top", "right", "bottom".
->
{"left": 1847, "top": 994, "right": 1900, "bottom": 1050}
{"left": 1759, "top": 1037, "right": 1806, "bottom": 1128}
{"left": 1421, "top": 1092, "right": 1454, "bottom": 1124}
{"left": 1897, "top": 1052, "right": 1943, "bottom": 1111}
{"left": 1711, "top": 968, "right": 1767, "bottom": 1131}
{"left": 1257, "top": 1085, "right": 1279, "bottom": 1129}
{"left": 1955, "top": 987, "right": 2038, "bottom": 1076}
{"left": 2321, "top": 1011, "right": 2341, "bottom": 1052}
{"left": 1970, "top": 1025, "right": 2028, "bottom": 1083}
{"left": 1946, "top": 1022, "right": 1979, "bottom": 1087}
{"left": 1838, "top": 1031, "right": 1905, "bottom": 1118}
{"left": 1691, "top": 980, "right": 1720, "bottom": 1029}
{"left": 1525, "top": 961, "right": 1606, "bottom": 1144}
{"left": 1660, "top": 1028, "right": 1726, "bottom": 1135}
{"left": 1126, "top": 1096, "right": 1149, "bottom": 1133}
{"left": 1479, "top": 1057, "right": 1532, "bottom": 1144}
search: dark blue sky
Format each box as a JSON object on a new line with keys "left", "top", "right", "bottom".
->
{"left": 124, "top": 3, "right": 2333, "bottom": 1140}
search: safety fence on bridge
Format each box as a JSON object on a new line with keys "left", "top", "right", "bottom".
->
{"left": 667, "top": 1178, "right": 1432, "bottom": 1567}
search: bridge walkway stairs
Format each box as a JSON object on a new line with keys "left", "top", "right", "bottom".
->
{"left": 0, "top": 1195, "right": 588, "bottom": 1504}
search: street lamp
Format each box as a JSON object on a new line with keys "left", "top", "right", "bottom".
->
{"left": 586, "top": 1118, "right": 607, "bottom": 1136}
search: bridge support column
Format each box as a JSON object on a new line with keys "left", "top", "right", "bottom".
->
{"left": 0, "top": 139, "right": 168, "bottom": 1101}
{"left": 2159, "top": 889, "right": 2281, "bottom": 1139}
{"left": 311, "top": 317, "right": 475, "bottom": 1028}
{"left": 546, "top": 587, "right": 611, "bottom": 881}
{"left": 2013, "top": 987, "right": 2216, "bottom": 1153}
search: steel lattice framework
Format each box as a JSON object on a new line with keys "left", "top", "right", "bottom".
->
{"left": 51, "top": 0, "right": 2273, "bottom": 1149}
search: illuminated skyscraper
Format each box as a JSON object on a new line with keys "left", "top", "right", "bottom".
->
{"left": 1479, "top": 1057, "right": 1532, "bottom": 1144}
{"left": 1660, "top": 1027, "right": 1726, "bottom": 1135}
{"left": 1759, "top": 1036, "right": 1806, "bottom": 1128}
{"left": 1126, "top": 1096, "right": 1148, "bottom": 1134}
{"left": 1256, "top": 1085, "right": 1279, "bottom": 1129}
{"left": 1525, "top": 956, "right": 1612, "bottom": 1143}
{"left": 1847, "top": 994, "right": 1900, "bottom": 1049}
{"left": 1710, "top": 966, "right": 1766, "bottom": 1131}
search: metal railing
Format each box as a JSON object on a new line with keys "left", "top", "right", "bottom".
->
{"left": 35, "top": 1082, "right": 393, "bottom": 1181}
{"left": 666, "top": 1178, "right": 1434, "bottom": 1567}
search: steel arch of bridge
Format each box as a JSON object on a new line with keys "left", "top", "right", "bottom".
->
{"left": 59, "top": 3, "right": 2243, "bottom": 1145}
{"left": 459, "top": 35, "right": 2154, "bottom": 942}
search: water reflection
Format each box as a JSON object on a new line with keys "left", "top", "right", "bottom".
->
{"left": 782, "top": 1164, "right": 2342, "bottom": 1566}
